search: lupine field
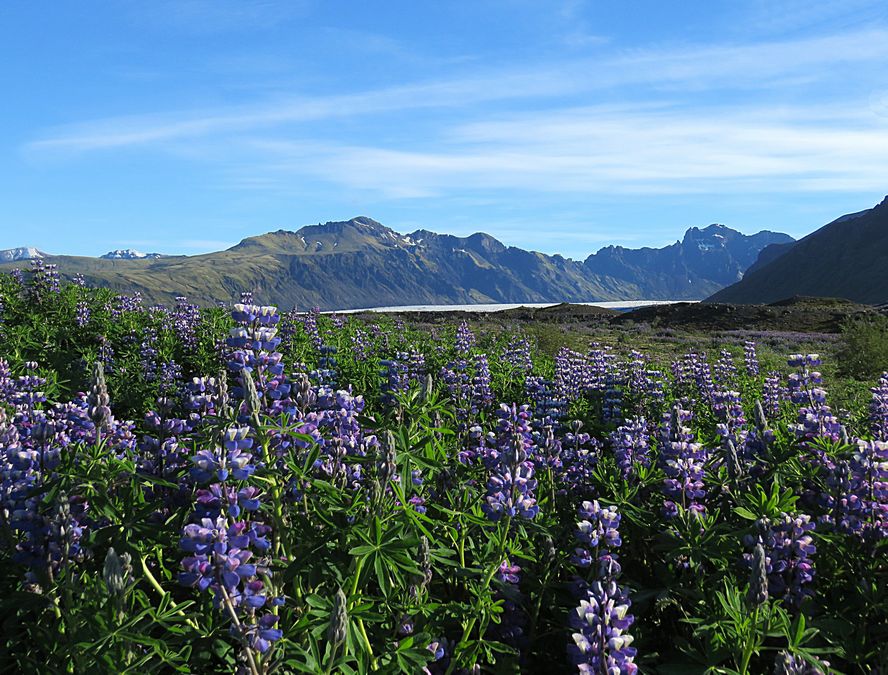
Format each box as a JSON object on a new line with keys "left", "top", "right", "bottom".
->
{"left": 0, "top": 260, "right": 885, "bottom": 674}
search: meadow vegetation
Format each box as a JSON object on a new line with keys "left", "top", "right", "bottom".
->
{"left": 0, "top": 262, "right": 885, "bottom": 674}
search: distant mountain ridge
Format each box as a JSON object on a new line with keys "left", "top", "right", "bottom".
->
{"left": 101, "top": 249, "right": 165, "bottom": 260}
{"left": 708, "top": 196, "right": 888, "bottom": 304}
{"left": 0, "top": 217, "right": 792, "bottom": 309}
{"left": 584, "top": 224, "right": 793, "bottom": 299}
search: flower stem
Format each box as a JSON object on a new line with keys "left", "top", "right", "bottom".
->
{"left": 139, "top": 555, "right": 200, "bottom": 630}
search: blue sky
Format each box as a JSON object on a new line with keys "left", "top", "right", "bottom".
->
{"left": 2, "top": 0, "right": 887, "bottom": 259}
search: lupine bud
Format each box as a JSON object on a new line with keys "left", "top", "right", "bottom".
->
{"left": 421, "top": 373, "right": 434, "bottom": 402}
{"left": 747, "top": 543, "right": 768, "bottom": 608}
{"left": 242, "top": 369, "right": 261, "bottom": 418}
{"left": 88, "top": 360, "right": 112, "bottom": 431}
{"left": 377, "top": 431, "right": 397, "bottom": 485}
{"left": 103, "top": 547, "right": 132, "bottom": 598}
{"left": 418, "top": 536, "right": 432, "bottom": 588}
{"left": 328, "top": 587, "right": 348, "bottom": 647}
{"left": 753, "top": 400, "right": 768, "bottom": 430}
{"left": 726, "top": 439, "right": 743, "bottom": 480}
{"left": 217, "top": 369, "right": 230, "bottom": 415}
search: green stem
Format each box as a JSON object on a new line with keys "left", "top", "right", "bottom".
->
{"left": 739, "top": 605, "right": 760, "bottom": 674}
{"left": 324, "top": 641, "right": 340, "bottom": 675}
{"left": 139, "top": 555, "right": 200, "bottom": 630}
{"left": 219, "top": 585, "right": 261, "bottom": 675}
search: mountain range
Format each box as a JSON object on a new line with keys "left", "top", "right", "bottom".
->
{"left": 101, "top": 249, "right": 166, "bottom": 260}
{"left": 0, "top": 219, "right": 792, "bottom": 310}
{"left": 709, "top": 196, "right": 888, "bottom": 305}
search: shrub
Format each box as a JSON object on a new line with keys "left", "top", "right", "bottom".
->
{"left": 836, "top": 314, "right": 888, "bottom": 379}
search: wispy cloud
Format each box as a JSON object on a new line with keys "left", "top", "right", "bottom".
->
{"left": 25, "top": 71, "right": 576, "bottom": 154}
{"left": 229, "top": 102, "right": 888, "bottom": 197}
{"left": 25, "top": 26, "right": 888, "bottom": 157}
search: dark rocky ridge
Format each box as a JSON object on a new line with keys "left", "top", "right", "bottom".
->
{"left": 709, "top": 196, "right": 888, "bottom": 305}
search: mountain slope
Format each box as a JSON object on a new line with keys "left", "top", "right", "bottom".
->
{"left": 584, "top": 225, "right": 793, "bottom": 299}
{"left": 0, "top": 217, "right": 790, "bottom": 310}
{"left": 708, "top": 197, "right": 888, "bottom": 304}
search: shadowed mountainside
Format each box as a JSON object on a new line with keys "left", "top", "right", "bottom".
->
{"left": 709, "top": 196, "right": 888, "bottom": 304}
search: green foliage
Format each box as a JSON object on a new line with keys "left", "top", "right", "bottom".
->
{"left": 836, "top": 314, "right": 888, "bottom": 380}
{"left": 1, "top": 272, "right": 885, "bottom": 674}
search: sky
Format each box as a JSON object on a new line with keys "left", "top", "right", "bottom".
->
{"left": 1, "top": 0, "right": 887, "bottom": 260}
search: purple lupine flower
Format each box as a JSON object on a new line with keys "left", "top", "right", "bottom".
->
{"left": 602, "top": 373, "right": 623, "bottom": 424}
{"left": 610, "top": 418, "right": 651, "bottom": 479}
{"left": 482, "top": 404, "right": 539, "bottom": 521}
{"left": 624, "top": 351, "right": 665, "bottom": 417}
{"left": 659, "top": 404, "right": 707, "bottom": 518}
{"left": 561, "top": 421, "right": 601, "bottom": 494}
{"left": 572, "top": 500, "right": 622, "bottom": 578}
{"left": 673, "top": 352, "right": 715, "bottom": 405}
{"left": 568, "top": 579, "right": 637, "bottom": 674}
{"left": 829, "top": 440, "right": 888, "bottom": 541}
{"left": 351, "top": 328, "right": 370, "bottom": 361}
{"left": 555, "top": 348, "right": 594, "bottom": 402}
{"left": 502, "top": 336, "right": 533, "bottom": 376}
{"left": 787, "top": 355, "right": 843, "bottom": 444}
{"left": 172, "top": 296, "right": 201, "bottom": 351}
{"left": 746, "top": 514, "right": 817, "bottom": 611}
{"left": 762, "top": 371, "right": 786, "bottom": 420}
{"left": 29, "top": 259, "right": 60, "bottom": 298}
{"left": 74, "top": 301, "right": 90, "bottom": 327}
{"left": 714, "top": 349, "right": 738, "bottom": 384}
{"left": 179, "top": 435, "right": 281, "bottom": 658}
{"left": 525, "top": 375, "right": 567, "bottom": 431}
{"left": 312, "top": 344, "right": 338, "bottom": 388}
{"left": 773, "top": 650, "right": 829, "bottom": 674}
{"left": 470, "top": 354, "right": 493, "bottom": 412}
{"left": 380, "top": 355, "right": 410, "bottom": 406}
{"left": 441, "top": 352, "right": 493, "bottom": 425}
{"left": 227, "top": 303, "right": 293, "bottom": 417}
{"left": 455, "top": 321, "right": 475, "bottom": 354}
{"left": 870, "top": 373, "right": 888, "bottom": 441}
{"left": 297, "top": 307, "right": 323, "bottom": 350}
{"left": 97, "top": 335, "right": 115, "bottom": 372}
{"left": 744, "top": 341, "right": 760, "bottom": 377}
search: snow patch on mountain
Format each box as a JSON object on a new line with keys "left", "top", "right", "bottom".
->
{"left": 0, "top": 247, "right": 44, "bottom": 262}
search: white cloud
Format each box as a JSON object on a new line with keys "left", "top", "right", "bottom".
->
{"left": 232, "top": 103, "right": 888, "bottom": 197}
{"left": 24, "top": 26, "right": 888, "bottom": 156}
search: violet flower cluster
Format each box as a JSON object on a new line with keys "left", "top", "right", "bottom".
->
{"left": 827, "top": 440, "right": 887, "bottom": 541}
{"left": 502, "top": 336, "right": 533, "bottom": 377}
{"left": 567, "top": 501, "right": 637, "bottom": 674}
{"left": 745, "top": 514, "right": 817, "bottom": 611}
{"left": 179, "top": 427, "right": 283, "bottom": 655}
{"left": 744, "top": 340, "right": 760, "bottom": 377}
{"left": 227, "top": 303, "right": 290, "bottom": 416}
{"left": 659, "top": 404, "right": 707, "bottom": 518}
{"left": 571, "top": 500, "right": 623, "bottom": 578}
{"left": 481, "top": 404, "right": 539, "bottom": 522}
{"left": 870, "top": 373, "right": 888, "bottom": 441}
{"left": 609, "top": 418, "right": 651, "bottom": 479}
{"left": 787, "top": 354, "right": 843, "bottom": 443}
